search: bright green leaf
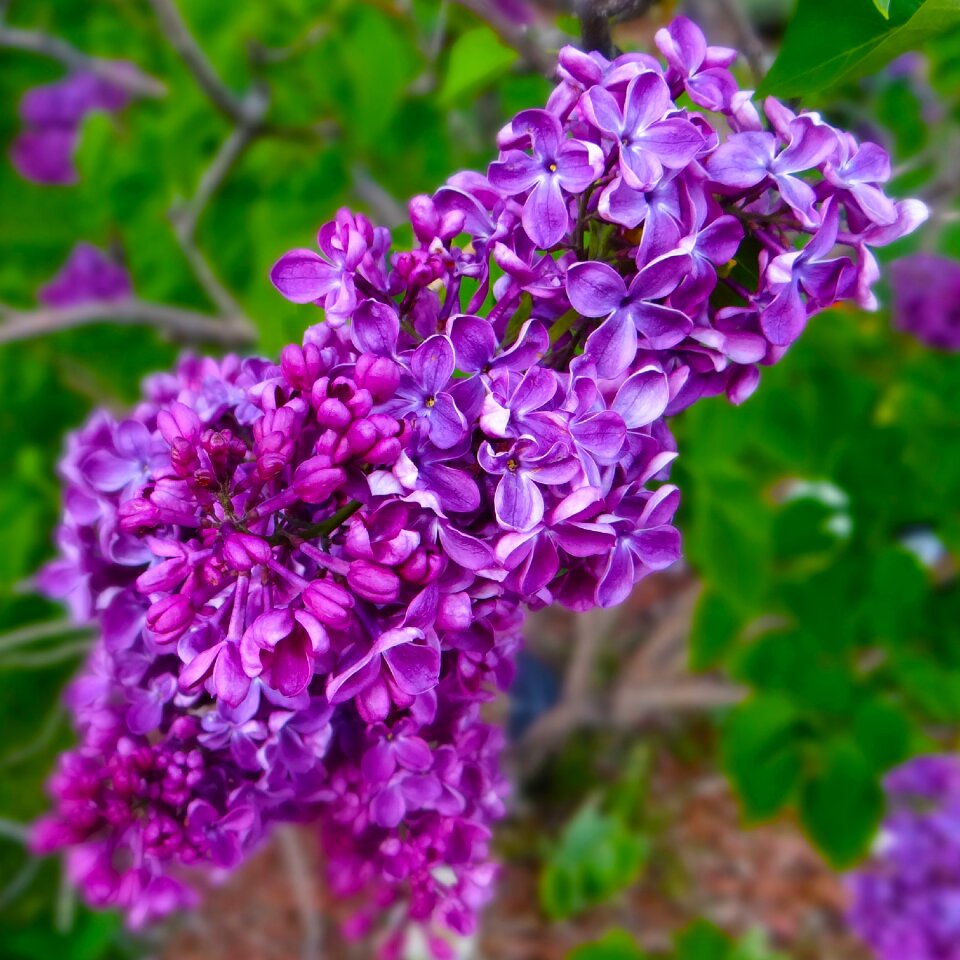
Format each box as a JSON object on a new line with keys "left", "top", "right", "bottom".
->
{"left": 568, "top": 929, "right": 647, "bottom": 960}
{"left": 440, "top": 26, "right": 518, "bottom": 105}
{"left": 800, "top": 738, "right": 884, "bottom": 866}
{"left": 760, "top": 0, "right": 939, "bottom": 97}
{"left": 874, "top": 0, "right": 893, "bottom": 17}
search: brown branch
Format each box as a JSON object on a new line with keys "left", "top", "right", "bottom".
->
{"left": 713, "top": 0, "right": 767, "bottom": 86}
{"left": 146, "top": 0, "right": 253, "bottom": 124}
{"left": 0, "top": 299, "right": 256, "bottom": 347}
{"left": 0, "top": 618, "right": 87, "bottom": 656}
{"left": 454, "top": 0, "right": 565, "bottom": 75}
{"left": 0, "top": 26, "right": 166, "bottom": 98}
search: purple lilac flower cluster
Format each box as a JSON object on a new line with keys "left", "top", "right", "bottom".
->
{"left": 847, "top": 755, "right": 960, "bottom": 960}
{"left": 890, "top": 253, "right": 960, "bottom": 351}
{"left": 35, "top": 18, "right": 922, "bottom": 954}
{"left": 39, "top": 242, "right": 133, "bottom": 307}
{"left": 11, "top": 66, "right": 134, "bottom": 185}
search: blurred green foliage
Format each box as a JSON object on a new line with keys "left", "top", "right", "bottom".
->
{"left": 568, "top": 921, "right": 788, "bottom": 960}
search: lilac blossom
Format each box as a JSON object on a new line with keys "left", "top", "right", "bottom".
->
{"left": 39, "top": 243, "right": 133, "bottom": 307}
{"left": 847, "top": 756, "right": 960, "bottom": 960}
{"left": 11, "top": 68, "right": 135, "bottom": 185}
{"left": 890, "top": 253, "right": 960, "bottom": 351}
{"left": 488, "top": 109, "right": 603, "bottom": 247}
{"left": 33, "top": 16, "right": 922, "bottom": 959}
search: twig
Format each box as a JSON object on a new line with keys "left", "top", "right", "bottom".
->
{"left": 712, "top": 0, "right": 767, "bottom": 86}
{"left": 0, "top": 638, "right": 93, "bottom": 669}
{"left": 173, "top": 124, "right": 258, "bottom": 241}
{"left": 0, "top": 617, "right": 84, "bottom": 655}
{"left": 612, "top": 679, "right": 745, "bottom": 725}
{"left": 350, "top": 164, "right": 408, "bottom": 229}
{"left": 454, "top": 0, "right": 565, "bottom": 75}
{"left": 0, "top": 299, "right": 255, "bottom": 347}
{"left": 277, "top": 827, "right": 323, "bottom": 960}
{"left": 0, "top": 703, "right": 65, "bottom": 771}
{"left": 146, "top": 0, "right": 252, "bottom": 123}
{"left": 0, "top": 26, "right": 166, "bottom": 98}
{"left": 0, "top": 818, "right": 28, "bottom": 844}
{"left": 575, "top": 0, "right": 657, "bottom": 58}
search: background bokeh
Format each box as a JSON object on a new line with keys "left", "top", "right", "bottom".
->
{"left": 2, "top": 1, "right": 960, "bottom": 958}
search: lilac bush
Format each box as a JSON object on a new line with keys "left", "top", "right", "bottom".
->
{"left": 890, "top": 252, "right": 960, "bottom": 351}
{"left": 33, "top": 17, "right": 923, "bottom": 955}
{"left": 847, "top": 756, "right": 960, "bottom": 960}
{"left": 11, "top": 66, "right": 136, "bottom": 185}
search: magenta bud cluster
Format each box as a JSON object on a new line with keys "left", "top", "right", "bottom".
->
{"left": 35, "top": 18, "right": 922, "bottom": 956}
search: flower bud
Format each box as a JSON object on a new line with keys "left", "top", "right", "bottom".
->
{"left": 355, "top": 355, "right": 400, "bottom": 402}
{"left": 223, "top": 533, "right": 272, "bottom": 572}
{"left": 347, "top": 560, "right": 401, "bottom": 604}
{"left": 145, "top": 595, "right": 192, "bottom": 643}
{"left": 293, "top": 458, "right": 345, "bottom": 504}
{"left": 302, "top": 579, "right": 354, "bottom": 629}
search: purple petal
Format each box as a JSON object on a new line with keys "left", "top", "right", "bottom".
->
{"left": 449, "top": 315, "right": 496, "bottom": 372}
{"left": 614, "top": 366, "right": 670, "bottom": 427}
{"left": 620, "top": 145, "right": 663, "bottom": 192}
{"left": 581, "top": 85, "right": 625, "bottom": 136}
{"left": 623, "top": 72, "right": 672, "bottom": 132}
{"left": 637, "top": 118, "right": 704, "bottom": 169}
{"left": 426, "top": 392, "right": 466, "bottom": 449}
{"left": 705, "top": 133, "right": 773, "bottom": 188}
{"left": 566, "top": 261, "right": 627, "bottom": 317}
{"left": 495, "top": 470, "right": 543, "bottom": 531}
{"left": 761, "top": 282, "right": 806, "bottom": 345}
{"left": 556, "top": 140, "right": 604, "bottom": 193}
{"left": 488, "top": 150, "right": 542, "bottom": 195}
{"left": 512, "top": 108, "right": 562, "bottom": 158}
{"left": 412, "top": 335, "right": 456, "bottom": 394}
{"left": 629, "top": 303, "right": 693, "bottom": 349}
{"left": 523, "top": 177, "right": 570, "bottom": 248}
{"left": 572, "top": 411, "right": 626, "bottom": 461}
{"left": 597, "top": 543, "right": 635, "bottom": 608}
{"left": 372, "top": 785, "right": 406, "bottom": 828}
{"left": 270, "top": 250, "right": 339, "bottom": 303}
{"left": 384, "top": 642, "right": 441, "bottom": 695}
{"left": 354, "top": 299, "right": 400, "bottom": 356}
{"left": 584, "top": 310, "right": 638, "bottom": 379}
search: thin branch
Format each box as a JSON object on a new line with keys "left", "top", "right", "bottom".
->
{"left": 350, "top": 164, "right": 408, "bottom": 229}
{"left": 0, "top": 618, "right": 84, "bottom": 656}
{"left": 454, "top": 0, "right": 564, "bottom": 75}
{"left": 0, "top": 703, "right": 65, "bottom": 771}
{"left": 0, "top": 638, "right": 93, "bottom": 669}
{"left": 0, "top": 818, "right": 28, "bottom": 844}
{"left": 0, "top": 299, "right": 255, "bottom": 347}
{"left": 146, "top": 0, "right": 251, "bottom": 123}
{"left": 277, "top": 827, "right": 323, "bottom": 960}
{"left": 575, "top": 0, "right": 657, "bottom": 58}
{"left": 0, "top": 26, "right": 166, "bottom": 98}
{"left": 173, "top": 124, "right": 258, "bottom": 241}
{"left": 712, "top": 0, "right": 767, "bottom": 86}
{"left": 612, "top": 679, "right": 746, "bottom": 725}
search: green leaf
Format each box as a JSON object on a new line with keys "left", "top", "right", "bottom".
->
{"left": 722, "top": 696, "right": 805, "bottom": 820}
{"left": 674, "top": 922, "right": 732, "bottom": 960}
{"left": 759, "top": 0, "right": 948, "bottom": 97}
{"left": 874, "top": 0, "right": 892, "bottom": 17}
{"left": 799, "top": 738, "right": 883, "bottom": 866}
{"left": 568, "top": 929, "right": 647, "bottom": 960}
{"left": 690, "top": 589, "right": 741, "bottom": 670}
{"left": 539, "top": 801, "right": 648, "bottom": 920}
{"left": 440, "top": 26, "right": 518, "bottom": 105}
{"left": 853, "top": 699, "right": 911, "bottom": 771}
